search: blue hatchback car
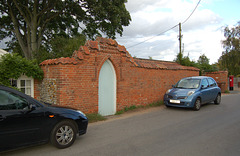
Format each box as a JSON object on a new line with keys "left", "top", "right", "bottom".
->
{"left": 164, "top": 76, "right": 221, "bottom": 111}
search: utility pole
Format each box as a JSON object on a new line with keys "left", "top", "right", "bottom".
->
{"left": 178, "top": 22, "right": 183, "bottom": 64}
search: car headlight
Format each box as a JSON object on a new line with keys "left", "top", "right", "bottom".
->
{"left": 166, "top": 89, "right": 171, "bottom": 94}
{"left": 76, "top": 110, "right": 86, "bottom": 117}
{"left": 187, "top": 91, "right": 195, "bottom": 96}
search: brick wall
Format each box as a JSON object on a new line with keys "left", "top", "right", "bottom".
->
{"left": 204, "top": 71, "right": 228, "bottom": 92}
{"left": 35, "top": 37, "right": 199, "bottom": 114}
{"left": 116, "top": 68, "right": 198, "bottom": 111}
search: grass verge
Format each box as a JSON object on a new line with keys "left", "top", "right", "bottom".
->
{"left": 115, "top": 101, "right": 163, "bottom": 115}
{"left": 86, "top": 113, "right": 106, "bottom": 123}
{"left": 86, "top": 101, "right": 163, "bottom": 123}
{"left": 224, "top": 90, "right": 230, "bottom": 93}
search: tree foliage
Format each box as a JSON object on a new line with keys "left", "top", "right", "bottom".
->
{"left": 197, "top": 54, "right": 209, "bottom": 65}
{"left": 0, "top": 53, "right": 43, "bottom": 87}
{"left": 218, "top": 21, "right": 240, "bottom": 76}
{"left": 175, "top": 51, "right": 184, "bottom": 65}
{"left": 0, "top": 0, "right": 131, "bottom": 59}
{"left": 175, "top": 52, "right": 218, "bottom": 75}
{"left": 7, "top": 34, "right": 86, "bottom": 63}
{"left": 34, "top": 34, "right": 86, "bottom": 63}
{"left": 175, "top": 52, "right": 197, "bottom": 67}
{"left": 197, "top": 54, "right": 214, "bottom": 73}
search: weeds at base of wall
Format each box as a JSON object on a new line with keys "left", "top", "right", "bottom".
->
{"left": 86, "top": 101, "right": 163, "bottom": 123}
{"left": 224, "top": 90, "right": 230, "bottom": 93}
{"left": 86, "top": 113, "right": 106, "bottom": 123}
{"left": 115, "top": 101, "right": 163, "bottom": 115}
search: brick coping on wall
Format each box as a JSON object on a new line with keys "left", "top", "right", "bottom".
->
{"left": 40, "top": 37, "right": 199, "bottom": 72}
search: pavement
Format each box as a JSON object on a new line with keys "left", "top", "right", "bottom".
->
{"left": 229, "top": 90, "right": 240, "bottom": 94}
{"left": 228, "top": 85, "right": 240, "bottom": 94}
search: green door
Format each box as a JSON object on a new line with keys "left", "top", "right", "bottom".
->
{"left": 98, "top": 60, "right": 116, "bottom": 116}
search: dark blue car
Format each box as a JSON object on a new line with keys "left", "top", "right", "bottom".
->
{"left": 164, "top": 76, "right": 221, "bottom": 111}
{"left": 0, "top": 85, "right": 88, "bottom": 152}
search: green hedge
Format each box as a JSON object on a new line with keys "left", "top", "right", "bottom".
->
{"left": 0, "top": 53, "right": 43, "bottom": 87}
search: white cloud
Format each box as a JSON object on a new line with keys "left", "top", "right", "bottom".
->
{"left": 117, "top": 0, "right": 226, "bottom": 64}
{"left": 183, "top": 27, "right": 224, "bottom": 63}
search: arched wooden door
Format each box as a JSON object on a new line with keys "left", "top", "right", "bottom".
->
{"left": 98, "top": 59, "right": 116, "bottom": 116}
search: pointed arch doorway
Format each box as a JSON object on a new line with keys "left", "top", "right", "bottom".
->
{"left": 98, "top": 59, "right": 116, "bottom": 116}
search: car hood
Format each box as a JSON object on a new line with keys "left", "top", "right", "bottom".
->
{"left": 168, "top": 88, "right": 198, "bottom": 96}
{"left": 48, "top": 104, "right": 76, "bottom": 110}
{"left": 44, "top": 104, "right": 87, "bottom": 119}
{"left": 41, "top": 101, "right": 77, "bottom": 111}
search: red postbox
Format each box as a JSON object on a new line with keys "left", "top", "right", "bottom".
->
{"left": 229, "top": 75, "right": 234, "bottom": 91}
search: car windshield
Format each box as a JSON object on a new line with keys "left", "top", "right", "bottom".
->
{"left": 175, "top": 79, "right": 200, "bottom": 89}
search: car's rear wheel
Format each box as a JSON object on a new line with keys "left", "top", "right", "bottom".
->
{"left": 193, "top": 98, "right": 201, "bottom": 111}
{"left": 50, "top": 120, "right": 77, "bottom": 149}
{"left": 214, "top": 93, "right": 221, "bottom": 105}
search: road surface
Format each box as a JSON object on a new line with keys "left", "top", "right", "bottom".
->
{"left": 2, "top": 93, "right": 240, "bottom": 156}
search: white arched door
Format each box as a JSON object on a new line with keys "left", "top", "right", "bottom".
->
{"left": 98, "top": 60, "right": 116, "bottom": 116}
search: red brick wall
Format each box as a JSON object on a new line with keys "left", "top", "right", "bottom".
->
{"left": 35, "top": 37, "right": 199, "bottom": 114}
{"left": 204, "top": 71, "right": 228, "bottom": 92}
{"left": 117, "top": 68, "right": 198, "bottom": 111}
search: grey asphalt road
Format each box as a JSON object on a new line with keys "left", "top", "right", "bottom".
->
{"left": 2, "top": 93, "right": 240, "bottom": 156}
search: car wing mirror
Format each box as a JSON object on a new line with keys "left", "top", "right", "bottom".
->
{"left": 172, "top": 85, "right": 176, "bottom": 88}
{"left": 28, "top": 103, "right": 36, "bottom": 111}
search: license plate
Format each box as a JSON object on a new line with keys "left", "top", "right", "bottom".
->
{"left": 170, "top": 99, "right": 180, "bottom": 104}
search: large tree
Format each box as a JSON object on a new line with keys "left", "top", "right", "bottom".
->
{"left": 219, "top": 22, "right": 240, "bottom": 75}
{"left": 34, "top": 34, "right": 86, "bottom": 63}
{"left": 0, "top": 0, "right": 131, "bottom": 59}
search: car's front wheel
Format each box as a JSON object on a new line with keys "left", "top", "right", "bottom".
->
{"left": 193, "top": 98, "right": 201, "bottom": 111}
{"left": 50, "top": 120, "right": 77, "bottom": 149}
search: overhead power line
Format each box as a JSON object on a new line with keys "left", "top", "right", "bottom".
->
{"left": 182, "top": 0, "right": 201, "bottom": 24}
{"left": 126, "top": 0, "right": 201, "bottom": 49}
{"left": 127, "top": 24, "right": 179, "bottom": 49}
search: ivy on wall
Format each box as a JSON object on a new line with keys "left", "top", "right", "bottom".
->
{"left": 0, "top": 53, "right": 43, "bottom": 87}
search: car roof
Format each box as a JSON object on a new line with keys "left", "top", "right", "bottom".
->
{"left": 183, "top": 76, "right": 210, "bottom": 80}
{"left": 0, "top": 85, "right": 28, "bottom": 96}
{"left": 0, "top": 85, "right": 45, "bottom": 107}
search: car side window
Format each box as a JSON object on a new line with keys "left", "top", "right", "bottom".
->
{"left": 0, "top": 90, "right": 29, "bottom": 110}
{"left": 201, "top": 79, "right": 209, "bottom": 88}
{"left": 208, "top": 78, "right": 217, "bottom": 87}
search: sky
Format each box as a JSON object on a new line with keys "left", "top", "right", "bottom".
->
{"left": 0, "top": 0, "right": 239, "bottom": 64}
{"left": 115, "top": 0, "right": 240, "bottom": 64}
